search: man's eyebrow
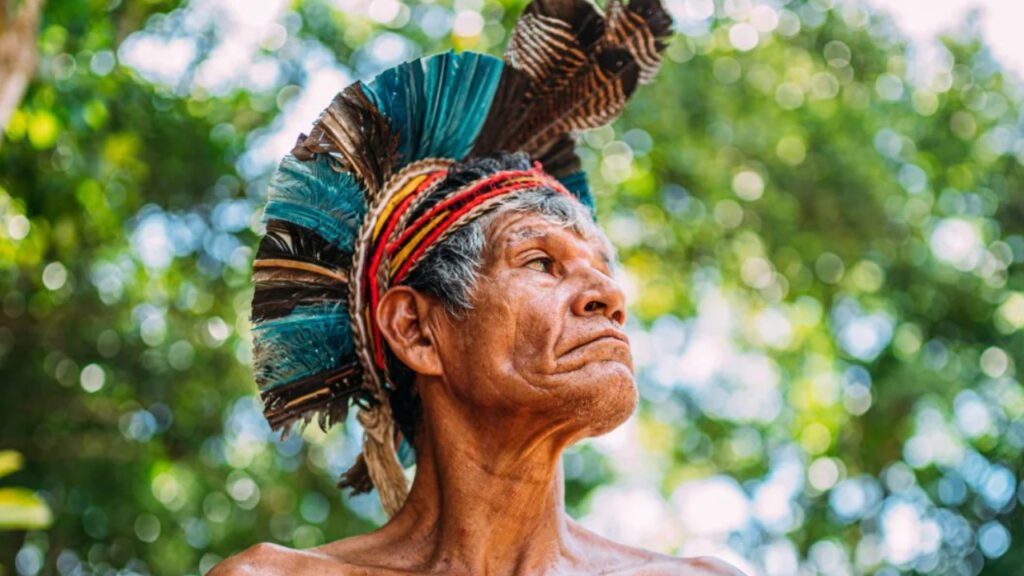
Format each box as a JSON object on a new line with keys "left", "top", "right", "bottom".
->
{"left": 504, "top": 227, "right": 616, "bottom": 270}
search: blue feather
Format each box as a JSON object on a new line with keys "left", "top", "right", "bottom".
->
{"left": 262, "top": 154, "right": 368, "bottom": 251}
{"left": 252, "top": 301, "right": 353, "bottom": 392}
{"left": 559, "top": 170, "right": 597, "bottom": 220}
{"left": 398, "top": 437, "right": 416, "bottom": 468}
{"left": 362, "top": 50, "right": 504, "bottom": 166}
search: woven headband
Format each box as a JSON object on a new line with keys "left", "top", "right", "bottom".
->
{"left": 249, "top": 0, "right": 672, "bottom": 517}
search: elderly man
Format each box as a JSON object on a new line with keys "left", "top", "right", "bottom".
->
{"left": 215, "top": 154, "right": 742, "bottom": 575}
{"left": 214, "top": 0, "right": 743, "bottom": 573}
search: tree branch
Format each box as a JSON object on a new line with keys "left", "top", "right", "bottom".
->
{"left": 0, "top": 0, "right": 46, "bottom": 147}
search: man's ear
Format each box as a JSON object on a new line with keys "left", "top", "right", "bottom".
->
{"left": 375, "top": 286, "right": 444, "bottom": 377}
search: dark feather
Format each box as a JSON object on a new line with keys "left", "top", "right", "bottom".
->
{"left": 291, "top": 82, "right": 398, "bottom": 196}
{"left": 337, "top": 453, "right": 375, "bottom": 494}
{"left": 255, "top": 219, "right": 351, "bottom": 269}
{"left": 467, "top": 67, "right": 533, "bottom": 160}
{"left": 260, "top": 361, "right": 362, "bottom": 431}
{"left": 251, "top": 284, "right": 349, "bottom": 323}
{"left": 535, "top": 133, "right": 582, "bottom": 177}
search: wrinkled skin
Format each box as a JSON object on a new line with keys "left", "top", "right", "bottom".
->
{"left": 213, "top": 212, "right": 744, "bottom": 576}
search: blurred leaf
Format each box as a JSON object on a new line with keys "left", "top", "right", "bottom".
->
{"left": 0, "top": 451, "right": 22, "bottom": 479}
{"left": 0, "top": 488, "right": 52, "bottom": 530}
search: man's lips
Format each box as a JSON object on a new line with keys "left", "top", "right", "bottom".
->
{"left": 562, "top": 329, "right": 630, "bottom": 356}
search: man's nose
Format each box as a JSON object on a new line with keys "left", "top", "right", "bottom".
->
{"left": 569, "top": 266, "right": 627, "bottom": 326}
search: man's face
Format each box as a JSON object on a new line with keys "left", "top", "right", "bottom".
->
{"left": 433, "top": 210, "right": 636, "bottom": 439}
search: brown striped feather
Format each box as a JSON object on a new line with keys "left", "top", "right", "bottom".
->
{"left": 471, "top": 0, "right": 672, "bottom": 168}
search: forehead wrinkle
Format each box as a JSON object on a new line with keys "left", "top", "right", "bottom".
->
{"left": 504, "top": 227, "right": 547, "bottom": 246}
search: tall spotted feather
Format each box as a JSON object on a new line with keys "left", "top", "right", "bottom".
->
{"left": 604, "top": 0, "right": 671, "bottom": 83}
{"left": 472, "top": 0, "right": 671, "bottom": 169}
{"left": 507, "top": 0, "right": 604, "bottom": 94}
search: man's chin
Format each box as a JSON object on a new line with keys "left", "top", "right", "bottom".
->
{"left": 560, "top": 361, "right": 638, "bottom": 436}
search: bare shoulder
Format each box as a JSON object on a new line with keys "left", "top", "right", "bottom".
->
{"left": 206, "top": 539, "right": 418, "bottom": 576}
{"left": 207, "top": 542, "right": 351, "bottom": 576}
{"left": 649, "top": 556, "right": 747, "bottom": 576}
{"left": 609, "top": 553, "right": 746, "bottom": 576}
{"left": 566, "top": 518, "right": 745, "bottom": 576}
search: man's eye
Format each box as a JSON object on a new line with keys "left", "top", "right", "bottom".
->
{"left": 524, "top": 257, "right": 554, "bottom": 273}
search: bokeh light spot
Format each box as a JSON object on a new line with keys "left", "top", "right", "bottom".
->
{"left": 42, "top": 262, "right": 67, "bottom": 291}
{"left": 79, "top": 363, "right": 105, "bottom": 393}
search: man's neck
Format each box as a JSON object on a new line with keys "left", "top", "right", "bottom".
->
{"left": 375, "top": 404, "right": 579, "bottom": 575}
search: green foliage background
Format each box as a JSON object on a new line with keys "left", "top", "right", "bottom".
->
{"left": 1, "top": 0, "right": 1023, "bottom": 574}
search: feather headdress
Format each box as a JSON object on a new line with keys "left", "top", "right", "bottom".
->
{"left": 251, "top": 0, "right": 672, "bottom": 516}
